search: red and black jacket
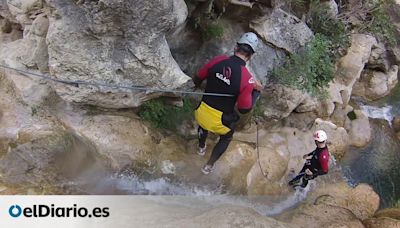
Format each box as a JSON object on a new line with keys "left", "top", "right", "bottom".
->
{"left": 193, "top": 55, "right": 258, "bottom": 114}
{"left": 307, "top": 146, "right": 330, "bottom": 176}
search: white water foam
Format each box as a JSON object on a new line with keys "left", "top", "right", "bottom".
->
{"left": 360, "top": 105, "right": 394, "bottom": 124}
{"left": 163, "top": 181, "right": 314, "bottom": 216}
{"left": 98, "top": 172, "right": 313, "bottom": 215}
{"left": 102, "top": 173, "right": 221, "bottom": 196}
{"left": 263, "top": 182, "right": 313, "bottom": 215}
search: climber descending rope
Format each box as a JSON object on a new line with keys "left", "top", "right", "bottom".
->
{"left": 1, "top": 55, "right": 328, "bottom": 188}
{"left": 192, "top": 32, "right": 264, "bottom": 175}
{"left": 0, "top": 29, "right": 276, "bottom": 182}
{"left": 288, "top": 130, "right": 330, "bottom": 188}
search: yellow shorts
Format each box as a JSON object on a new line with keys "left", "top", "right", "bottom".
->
{"left": 195, "top": 102, "right": 231, "bottom": 135}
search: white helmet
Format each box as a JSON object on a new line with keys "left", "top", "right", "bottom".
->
{"left": 237, "top": 32, "right": 259, "bottom": 53}
{"left": 313, "top": 130, "right": 328, "bottom": 142}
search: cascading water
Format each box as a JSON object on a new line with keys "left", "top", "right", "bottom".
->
{"left": 342, "top": 85, "right": 400, "bottom": 208}
{"left": 360, "top": 105, "right": 394, "bottom": 124}
{"left": 65, "top": 164, "right": 315, "bottom": 215}
{"left": 341, "top": 119, "right": 400, "bottom": 207}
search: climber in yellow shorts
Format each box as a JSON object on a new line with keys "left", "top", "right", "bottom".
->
{"left": 193, "top": 32, "right": 263, "bottom": 174}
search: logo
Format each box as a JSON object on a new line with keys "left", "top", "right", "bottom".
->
{"left": 7, "top": 204, "right": 109, "bottom": 218}
{"left": 216, "top": 67, "right": 232, "bottom": 85}
{"left": 248, "top": 78, "right": 255, "bottom": 84}
{"left": 216, "top": 73, "right": 230, "bottom": 85}
{"left": 9, "top": 205, "right": 22, "bottom": 218}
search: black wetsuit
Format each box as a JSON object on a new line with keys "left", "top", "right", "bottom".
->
{"left": 194, "top": 55, "right": 259, "bottom": 165}
{"left": 289, "top": 147, "right": 330, "bottom": 187}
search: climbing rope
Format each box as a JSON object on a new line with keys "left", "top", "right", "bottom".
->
{"left": 0, "top": 64, "right": 235, "bottom": 97}
{"left": 1, "top": 64, "right": 272, "bottom": 179}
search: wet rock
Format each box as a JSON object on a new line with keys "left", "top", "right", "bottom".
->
{"left": 46, "top": 0, "right": 191, "bottom": 108}
{"left": 69, "top": 114, "right": 159, "bottom": 170}
{"left": 278, "top": 182, "right": 379, "bottom": 227}
{"left": 348, "top": 110, "right": 372, "bottom": 147}
{"left": 140, "top": 135, "right": 259, "bottom": 193}
{"left": 246, "top": 147, "right": 288, "bottom": 195}
{"left": 0, "top": 124, "right": 74, "bottom": 185}
{"left": 0, "top": 74, "right": 100, "bottom": 186}
{"left": 312, "top": 182, "right": 380, "bottom": 220}
{"left": 250, "top": 8, "right": 314, "bottom": 54}
{"left": 215, "top": 142, "right": 257, "bottom": 193}
{"left": 363, "top": 217, "right": 400, "bottom": 228}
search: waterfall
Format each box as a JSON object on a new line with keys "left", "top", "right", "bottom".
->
{"left": 360, "top": 105, "right": 394, "bottom": 124}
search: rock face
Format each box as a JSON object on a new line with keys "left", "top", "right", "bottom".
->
{"left": 278, "top": 182, "right": 380, "bottom": 227}
{"left": 250, "top": 8, "right": 314, "bottom": 54}
{"left": 167, "top": 18, "right": 286, "bottom": 85}
{"left": 0, "top": 14, "right": 48, "bottom": 70}
{"left": 1, "top": 0, "right": 193, "bottom": 109}
{"left": 0, "top": 0, "right": 48, "bottom": 73}
{"left": 0, "top": 124, "right": 73, "bottom": 185}
{"left": 1, "top": 68, "right": 54, "bottom": 106}
{"left": 363, "top": 217, "right": 400, "bottom": 228}
{"left": 0, "top": 12, "right": 54, "bottom": 106}
{"left": 374, "top": 208, "right": 400, "bottom": 220}
{"left": 368, "top": 43, "right": 391, "bottom": 72}
{"left": 353, "top": 65, "right": 399, "bottom": 101}
{"left": 325, "top": 34, "right": 377, "bottom": 113}
{"left": 68, "top": 114, "right": 159, "bottom": 170}
{"left": 246, "top": 146, "right": 289, "bottom": 195}
{"left": 166, "top": 206, "right": 293, "bottom": 228}
{"left": 45, "top": 0, "right": 191, "bottom": 108}
{"left": 285, "top": 203, "right": 365, "bottom": 228}
{"left": 3, "top": 0, "right": 43, "bottom": 26}
{"left": 348, "top": 110, "right": 372, "bottom": 147}
{"left": 260, "top": 84, "right": 317, "bottom": 120}
{"left": 0, "top": 73, "right": 94, "bottom": 186}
